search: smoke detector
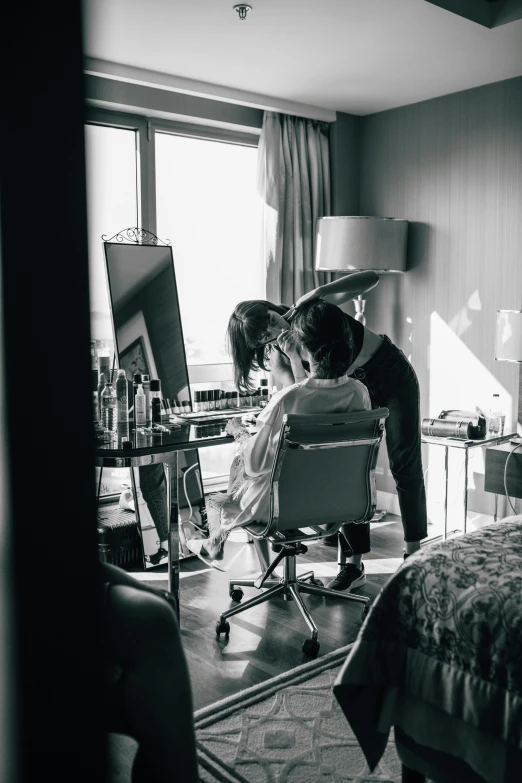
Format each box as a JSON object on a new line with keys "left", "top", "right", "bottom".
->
{"left": 233, "top": 4, "right": 252, "bottom": 21}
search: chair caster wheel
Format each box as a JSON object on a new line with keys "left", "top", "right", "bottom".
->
{"left": 362, "top": 603, "right": 370, "bottom": 620}
{"left": 216, "top": 619, "right": 230, "bottom": 638}
{"left": 302, "top": 638, "right": 320, "bottom": 658}
{"left": 229, "top": 587, "right": 244, "bottom": 602}
{"left": 309, "top": 578, "right": 324, "bottom": 587}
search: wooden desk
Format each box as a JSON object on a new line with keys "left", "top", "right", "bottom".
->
{"left": 485, "top": 441, "right": 522, "bottom": 504}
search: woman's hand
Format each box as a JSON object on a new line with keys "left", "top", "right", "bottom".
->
{"left": 276, "top": 329, "right": 300, "bottom": 360}
{"left": 225, "top": 417, "right": 245, "bottom": 437}
{"left": 283, "top": 287, "right": 322, "bottom": 320}
{"left": 269, "top": 347, "right": 295, "bottom": 389}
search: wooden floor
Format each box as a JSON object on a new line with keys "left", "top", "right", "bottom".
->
{"left": 137, "top": 513, "right": 407, "bottom": 711}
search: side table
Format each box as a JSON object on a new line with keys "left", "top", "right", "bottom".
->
{"left": 421, "top": 432, "right": 516, "bottom": 541}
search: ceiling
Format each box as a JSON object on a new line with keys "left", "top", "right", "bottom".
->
{"left": 83, "top": 0, "right": 522, "bottom": 116}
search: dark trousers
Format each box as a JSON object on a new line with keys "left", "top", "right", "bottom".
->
{"left": 342, "top": 335, "right": 428, "bottom": 554}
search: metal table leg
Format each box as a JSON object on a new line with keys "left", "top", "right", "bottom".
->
{"left": 129, "top": 466, "right": 147, "bottom": 571}
{"left": 165, "top": 453, "right": 180, "bottom": 619}
{"left": 463, "top": 448, "right": 469, "bottom": 534}
{"left": 443, "top": 446, "right": 449, "bottom": 541}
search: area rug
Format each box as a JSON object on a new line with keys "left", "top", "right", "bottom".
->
{"left": 195, "top": 644, "right": 404, "bottom": 783}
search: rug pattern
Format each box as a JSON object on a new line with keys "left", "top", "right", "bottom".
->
{"left": 195, "top": 647, "right": 406, "bottom": 783}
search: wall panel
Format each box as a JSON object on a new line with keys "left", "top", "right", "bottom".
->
{"left": 359, "top": 77, "right": 522, "bottom": 515}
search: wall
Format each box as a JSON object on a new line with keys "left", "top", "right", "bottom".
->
{"left": 358, "top": 76, "right": 522, "bottom": 515}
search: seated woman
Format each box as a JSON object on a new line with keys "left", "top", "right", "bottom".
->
{"left": 191, "top": 299, "right": 371, "bottom": 566}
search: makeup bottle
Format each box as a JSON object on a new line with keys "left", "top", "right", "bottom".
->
{"left": 135, "top": 381, "right": 146, "bottom": 426}
{"left": 201, "top": 390, "right": 209, "bottom": 412}
{"left": 150, "top": 379, "right": 162, "bottom": 423}
{"left": 133, "top": 373, "right": 142, "bottom": 415}
{"left": 98, "top": 353, "right": 112, "bottom": 385}
{"left": 208, "top": 390, "right": 215, "bottom": 411}
{"left": 101, "top": 381, "right": 117, "bottom": 435}
{"left": 193, "top": 390, "right": 201, "bottom": 412}
{"left": 115, "top": 369, "right": 129, "bottom": 425}
{"left": 182, "top": 400, "right": 191, "bottom": 413}
{"left": 141, "top": 374, "right": 151, "bottom": 425}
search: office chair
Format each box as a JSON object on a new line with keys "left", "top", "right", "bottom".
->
{"left": 215, "top": 407, "right": 389, "bottom": 657}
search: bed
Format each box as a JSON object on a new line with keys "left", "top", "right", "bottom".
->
{"left": 333, "top": 515, "right": 522, "bottom": 783}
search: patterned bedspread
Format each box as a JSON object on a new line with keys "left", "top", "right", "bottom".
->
{"left": 334, "top": 517, "right": 522, "bottom": 779}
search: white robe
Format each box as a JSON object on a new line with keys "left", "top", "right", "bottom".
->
{"left": 209, "top": 373, "right": 371, "bottom": 533}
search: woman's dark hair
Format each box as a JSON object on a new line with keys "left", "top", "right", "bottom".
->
{"left": 227, "top": 300, "right": 288, "bottom": 393}
{"left": 291, "top": 299, "right": 355, "bottom": 379}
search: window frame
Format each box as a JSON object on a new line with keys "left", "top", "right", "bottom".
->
{"left": 85, "top": 107, "right": 261, "bottom": 375}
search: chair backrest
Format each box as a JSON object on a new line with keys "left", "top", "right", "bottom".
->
{"left": 265, "top": 408, "right": 389, "bottom": 536}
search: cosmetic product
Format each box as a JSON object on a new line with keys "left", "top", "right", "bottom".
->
{"left": 133, "top": 373, "right": 142, "bottom": 413}
{"left": 101, "top": 381, "right": 117, "bottom": 435}
{"left": 141, "top": 374, "right": 151, "bottom": 426}
{"left": 208, "top": 390, "right": 215, "bottom": 411}
{"left": 260, "top": 388, "right": 270, "bottom": 408}
{"left": 193, "top": 390, "right": 201, "bottom": 412}
{"left": 99, "top": 354, "right": 111, "bottom": 385}
{"left": 182, "top": 400, "right": 191, "bottom": 413}
{"left": 216, "top": 390, "right": 223, "bottom": 411}
{"left": 115, "top": 369, "right": 129, "bottom": 424}
{"left": 251, "top": 390, "right": 260, "bottom": 408}
{"left": 201, "top": 390, "right": 209, "bottom": 412}
{"left": 150, "top": 379, "right": 162, "bottom": 424}
{"left": 135, "top": 381, "right": 146, "bottom": 426}
{"left": 97, "top": 372, "right": 106, "bottom": 422}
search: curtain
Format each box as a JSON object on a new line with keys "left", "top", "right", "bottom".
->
{"left": 257, "top": 112, "right": 331, "bottom": 307}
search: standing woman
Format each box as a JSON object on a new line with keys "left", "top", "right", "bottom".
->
{"left": 227, "top": 270, "right": 428, "bottom": 591}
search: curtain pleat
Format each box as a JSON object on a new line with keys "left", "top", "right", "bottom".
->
{"left": 257, "top": 112, "right": 331, "bottom": 307}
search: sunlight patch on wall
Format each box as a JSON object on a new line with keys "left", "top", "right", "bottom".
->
{"left": 425, "top": 310, "right": 513, "bottom": 534}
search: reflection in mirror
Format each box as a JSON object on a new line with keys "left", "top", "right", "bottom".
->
{"left": 104, "top": 238, "right": 206, "bottom": 568}
{"left": 104, "top": 241, "right": 191, "bottom": 405}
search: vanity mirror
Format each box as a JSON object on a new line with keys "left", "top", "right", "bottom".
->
{"left": 103, "top": 228, "right": 206, "bottom": 568}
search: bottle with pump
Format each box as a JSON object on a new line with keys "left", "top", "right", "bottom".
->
{"left": 150, "top": 379, "right": 162, "bottom": 423}
{"left": 142, "top": 373, "right": 151, "bottom": 425}
{"left": 488, "top": 393, "right": 504, "bottom": 438}
{"left": 135, "top": 381, "right": 147, "bottom": 426}
{"left": 101, "top": 381, "right": 117, "bottom": 435}
{"left": 115, "top": 369, "right": 129, "bottom": 424}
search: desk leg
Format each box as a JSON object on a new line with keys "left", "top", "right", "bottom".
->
{"left": 129, "top": 466, "right": 147, "bottom": 571}
{"left": 463, "top": 449, "right": 468, "bottom": 534}
{"left": 443, "top": 447, "right": 449, "bottom": 541}
{"left": 165, "top": 455, "right": 180, "bottom": 619}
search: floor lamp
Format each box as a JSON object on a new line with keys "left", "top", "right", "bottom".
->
{"left": 495, "top": 309, "right": 522, "bottom": 446}
{"left": 315, "top": 216, "right": 408, "bottom": 325}
{"left": 315, "top": 216, "right": 408, "bottom": 522}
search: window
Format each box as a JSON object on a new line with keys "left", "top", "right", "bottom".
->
{"left": 85, "top": 123, "right": 139, "bottom": 348}
{"left": 155, "top": 132, "right": 265, "bottom": 365}
{"left": 85, "top": 122, "right": 140, "bottom": 497}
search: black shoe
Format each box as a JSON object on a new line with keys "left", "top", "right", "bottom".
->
{"left": 147, "top": 546, "right": 168, "bottom": 566}
{"left": 326, "top": 563, "right": 366, "bottom": 592}
{"left": 321, "top": 532, "right": 339, "bottom": 548}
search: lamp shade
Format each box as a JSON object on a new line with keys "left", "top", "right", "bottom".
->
{"left": 315, "top": 216, "right": 408, "bottom": 273}
{"left": 495, "top": 310, "right": 522, "bottom": 363}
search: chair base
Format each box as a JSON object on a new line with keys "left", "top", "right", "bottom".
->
{"left": 218, "top": 550, "right": 370, "bottom": 653}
